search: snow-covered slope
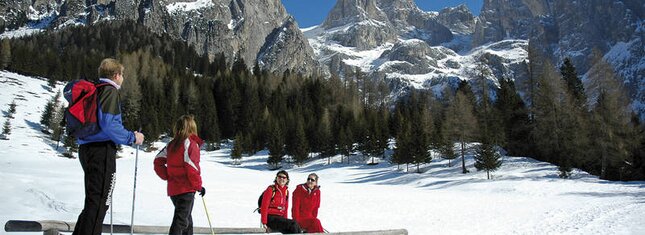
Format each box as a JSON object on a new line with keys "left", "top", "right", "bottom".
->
{"left": 2, "top": 72, "right": 645, "bottom": 234}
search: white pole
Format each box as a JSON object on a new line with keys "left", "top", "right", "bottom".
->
{"left": 130, "top": 143, "right": 140, "bottom": 235}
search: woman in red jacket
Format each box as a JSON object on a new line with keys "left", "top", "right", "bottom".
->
{"left": 292, "top": 173, "right": 324, "bottom": 233}
{"left": 154, "top": 115, "right": 205, "bottom": 235}
{"left": 260, "top": 170, "right": 302, "bottom": 234}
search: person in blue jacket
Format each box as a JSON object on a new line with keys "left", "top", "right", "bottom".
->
{"left": 73, "top": 58, "right": 145, "bottom": 235}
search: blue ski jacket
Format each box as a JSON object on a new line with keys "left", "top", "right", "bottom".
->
{"left": 77, "top": 79, "right": 135, "bottom": 145}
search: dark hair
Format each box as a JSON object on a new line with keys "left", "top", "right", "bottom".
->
{"left": 274, "top": 170, "right": 290, "bottom": 185}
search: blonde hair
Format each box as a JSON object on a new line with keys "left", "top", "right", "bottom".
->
{"left": 98, "top": 58, "right": 124, "bottom": 79}
{"left": 169, "top": 115, "right": 198, "bottom": 151}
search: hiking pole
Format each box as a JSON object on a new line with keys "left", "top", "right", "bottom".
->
{"left": 130, "top": 128, "right": 141, "bottom": 235}
{"left": 201, "top": 196, "right": 215, "bottom": 235}
{"left": 110, "top": 186, "right": 114, "bottom": 235}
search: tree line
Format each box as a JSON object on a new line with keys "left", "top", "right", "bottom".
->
{"left": 2, "top": 20, "right": 643, "bottom": 180}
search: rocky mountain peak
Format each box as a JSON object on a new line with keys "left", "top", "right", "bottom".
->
{"left": 437, "top": 4, "right": 476, "bottom": 35}
{"left": 321, "top": 0, "right": 388, "bottom": 29}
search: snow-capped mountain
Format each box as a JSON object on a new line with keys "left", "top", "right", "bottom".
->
{"left": 305, "top": 0, "right": 528, "bottom": 98}
{"left": 307, "top": 0, "right": 644, "bottom": 115}
{"left": 0, "top": 0, "right": 325, "bottom": 76}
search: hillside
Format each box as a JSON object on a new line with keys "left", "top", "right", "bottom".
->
{"left": 1, "top": 71, "right": 645, "bottom": 234}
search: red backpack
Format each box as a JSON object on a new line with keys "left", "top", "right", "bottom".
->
{"left": 63, "top": 80, "right": 111, "bottom": 138}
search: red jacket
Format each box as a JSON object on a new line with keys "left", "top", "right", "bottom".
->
{"left": 292, "top": 183, "right": 321, "bottom": 223}
{"left": 260, "top": 184, "right": 289, "bottom": 225}
{"left": 154, "top": 135, "right": 204, "bottom": 196}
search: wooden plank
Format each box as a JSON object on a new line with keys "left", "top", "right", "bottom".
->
{"left": 306, "top": 229, "right": 408, "bottom": 235}
{"left": 5, "top": 220, "right": 405, "bottom": 235}
{"left": 5, "top": 220, "right": 265, "bottom": 234}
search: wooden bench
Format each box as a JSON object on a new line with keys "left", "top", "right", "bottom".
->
{"left": 4, "top": 220, "right": 408, "bottom": 235}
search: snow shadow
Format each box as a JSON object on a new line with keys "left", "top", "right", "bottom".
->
{"left": 562, "top": 191, "right": 645, "bottom": 199}
{"left": 24, "top": 119, "right": 42, "bottom": 132}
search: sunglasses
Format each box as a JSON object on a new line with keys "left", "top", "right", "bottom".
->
{"left": 277, "top": 175, "right": 288, "bottom": 179}
{"left": 307, "top": 178, "right": 316, "bottom": 182}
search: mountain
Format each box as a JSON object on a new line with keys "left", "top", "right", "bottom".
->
{"left": 307, "top": 0, "right": 644, "bottom": 115}
{"left": 305, "top": 0, "right": 526, "bottom": 97}
{"left": 0, "top": 0, "right": 325, "bottom": 76}
{"left": 475, "top": 0, "right": 644, "bottom": 114}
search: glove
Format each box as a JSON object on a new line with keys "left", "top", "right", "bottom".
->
{"left": 199, "top": 187, "right": 206, "bottom": 197}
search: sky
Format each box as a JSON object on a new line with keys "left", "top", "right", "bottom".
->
{"left": 1, "top": 70, "right": 645, "bottom": 235}
{"left": 281, "top": 0, "right": 483, "bottom": 28}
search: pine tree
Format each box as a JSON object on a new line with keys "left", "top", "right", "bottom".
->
{"left": 474, "top": 142, "right": 502, "bottom": 179}
{"left": 231, "top": 133, "right": 243, "bottom": 165}
{"left": 338, "top": 127, "right": 353, "bottom": 164}
{"left": 51, "top": 105, "right": 65, "bottom": 142}
{"left": 292, "top": 116, "right": 309, "bottom": 166}
{"left": 532, "top": 61, "right": 577, "bottom": 177}
{"left": 559, "top": 58, "right": 587, "bottom": 107}
{"left": 444, "top": 91, "right": 478, "bottom": 173}
{"left": 40, "top": 99, "right": 56, "bottom": 128}
{"left": 7, "top": 100, "right": 16, "bottom": 118}
{"left": 2, "top": 119, "right": 11, "bottom": 137}
{"left": 410, "top": 99, "right": 432, "bottom": 173}
{"left": 495, "top": 78, "right": 531, "bottom": 156}
{"left": 62, "top": 133, "right": 78, "bottom": 158}
{"left": 267, "top": 118, "right": 285, "bottom": 168}
{"left": 392, "top": 122, "right": 412, "bottom": 171}
{"left": 0, "top": 39, "right": 11, "bottom": 69}
{"left": 318, "top": 108, "right": 335, "bottom": 164}
{"left": 41, "top": 91, "right": 61, "bottom": 131}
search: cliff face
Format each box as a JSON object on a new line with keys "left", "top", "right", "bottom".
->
{"left": 0, "top": 0, "right": 325, "bottom": 76}
{"left": 474, "top": 0, "right": 644, "bottom": 113}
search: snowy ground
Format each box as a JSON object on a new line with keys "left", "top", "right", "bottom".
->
{"left": 1, "top": 71, "right": 645, "bottom": 235}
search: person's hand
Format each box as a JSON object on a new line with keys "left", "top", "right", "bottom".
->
{"left": 134, "top": 131, "right": 144, "bottom": 145}
{"left": 199, "top": 187, "right": 206, "bottom": 197}
{"left": 262, "top": 224, "right": 271, "bottom": 233}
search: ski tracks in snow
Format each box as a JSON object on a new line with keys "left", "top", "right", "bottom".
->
{"left": 26, "top": 188, "right": 70, "bottom": 213}
{"left": 532, "top": 199, "right": 641, "bottom": 234}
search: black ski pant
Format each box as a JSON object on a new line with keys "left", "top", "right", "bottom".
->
{"left": 73, "top": 141, "right": 117, "bottom": 235}
{"left": 169, "top": 192, "right": 195, "bottom": 235}
{"left": 267, "top": 214, "right": 302, "bottom": 234}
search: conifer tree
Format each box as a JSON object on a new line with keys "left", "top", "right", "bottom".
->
{"left": 444, "top": 91, "right": 477, "bottom": 173}
{"left": 338, "top": 127, "right": 353, "bottom": 164}
{"left": 410, "top": 98, "right": 432, "bottom": 173}
{"left": 394, "top": 122, "right": 415, "bottom": 172}
{"left": 40, "top": 98, "right": 56, "bottom": 129}
{"left": 292, "top": 116, "right": 309, "bottom": 166}
{"left": 63, "top": 133, "right": 78, "bottom": 157}
{"left": 7, "top": 100, "right": 16, "bottom": 118}
{"left": 560, "top": 58, "right": 587, "bottom": 107}
{"left": 474, "top": 142, "right": 502, "bottom": 179}
{"left": 267, "top": 118, "right": 285, "bottom": 168}
{"left": 587, "top": 51, "right": 632, "bottom": 179}
{"left": 51, "top": 105, "right": 65, "bottom": 142}
{"left": 0, "top": 39, "right": 10, "bottom": 69}
{"left": 495, "top": 78, "right": 531, "bottom": 156}
{"left": 2, "top": 119, "right": 11, "bottom": 137}
{"left": 231, "top": 133, "right": 243, "bottom": 165}
{"left": 532, "top": 61, "right": 576, "bottom": 177}
{"left": 318, "top": 108, "right": 335, "bottom": 164}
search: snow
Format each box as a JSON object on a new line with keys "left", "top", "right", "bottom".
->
{"left": 166, "top": 0, "right": 215, "bottom": 15}
{"left": 1, "top": 71, "right": 645, "bottom": 234}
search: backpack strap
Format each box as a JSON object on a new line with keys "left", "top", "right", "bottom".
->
{"left": 270, "top": 185, "right": 277, "bottom": 201}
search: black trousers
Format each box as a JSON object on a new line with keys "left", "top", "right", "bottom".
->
{"left": 267, "top": 214, "right": 302, "bottom": 234}
{"left": 73, "top": 141, "right": 117, "bottom": 235}
{"left": 169, "top": 192, "right": 195, "bottom": 235}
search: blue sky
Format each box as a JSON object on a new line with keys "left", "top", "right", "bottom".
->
{"left": 281, "top": 0, "right": 483, "bottom": 28}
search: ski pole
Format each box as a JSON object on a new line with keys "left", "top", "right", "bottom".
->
{"left": 110, "top": 189, "right": 113, "bottom": 235}
{"left": 130, "top": 128, "right": 141, "bottom": 235}
{"left": 201, "top": 196, "right": 215, "bottom": 235}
